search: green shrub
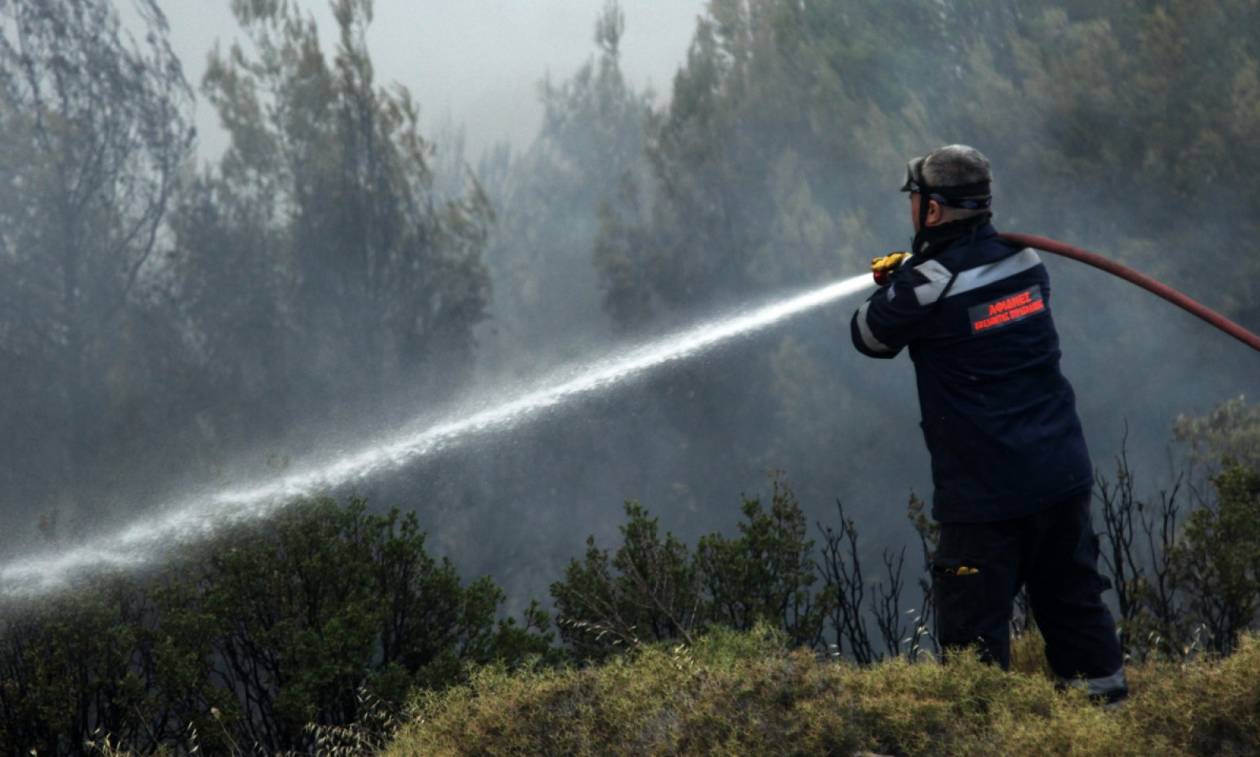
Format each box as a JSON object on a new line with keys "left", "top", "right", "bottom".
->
{"left": 1172, "top": 463, "right": 1260, "bottom": 655}
{"left": 551, "top": 477, "right": 838, "bottom": 661}
{"left": 1099, "top": 398, "right": 1260, "bottom": 660}
{"left": 0, "top": 498, "right": 551, "bottom": 754}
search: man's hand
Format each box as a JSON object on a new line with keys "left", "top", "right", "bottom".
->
{"left": 871, "top": 251, "right": 911, "bottom": 286}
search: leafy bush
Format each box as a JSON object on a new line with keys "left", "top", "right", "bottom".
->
{"left": 1099, "top": 397, "right": 1260, "bottom": 659}
{"left": 0, "top": 498, "right": 551, "bottom": 754}
{"left": 698, "top": 479, "right": 827, "bottom": 648}
{"left": 1172, "top": 463, "right": 1260, "bottom": 655}
{"left": 551, "top": 501, "right": 703, "bottom": 659}
{"left": 551, "top": 475, "right": 926, "bottom": 663}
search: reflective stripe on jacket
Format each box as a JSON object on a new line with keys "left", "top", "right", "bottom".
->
{"left": 850, "top": 223, "right": 1092, "bottom": 523}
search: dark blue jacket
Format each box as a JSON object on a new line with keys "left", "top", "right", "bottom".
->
{"left": 850, "top": 222, "right": 1092, "bottom": 523}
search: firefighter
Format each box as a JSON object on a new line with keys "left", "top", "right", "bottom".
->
{"left": 850, "top": 145, "right": 1127, "bottom": 703}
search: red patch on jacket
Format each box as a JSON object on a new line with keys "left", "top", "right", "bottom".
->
{"left": 969, "top": 286, "right": 1046, "bottom": 334}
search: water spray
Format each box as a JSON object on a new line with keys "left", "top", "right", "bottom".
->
{"left": 4, "top": 233, "right": 1254, "bottom": 600}
{"left": 1002, "top": 233, "right": 1260, "bottom": 353}
{"left": 0, "top": 274, "right": 874, "bottom": 599}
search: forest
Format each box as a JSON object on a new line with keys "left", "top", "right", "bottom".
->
{"left": 0, "top": 0, "right": 1258, "bottom": 752}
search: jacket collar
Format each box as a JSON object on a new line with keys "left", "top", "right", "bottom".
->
{"left": 913, "top": 214, "right": 994, "bottom": 260}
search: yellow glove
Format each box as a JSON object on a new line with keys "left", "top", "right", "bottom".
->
{"left": 871, "top": 251, "right": 911, "bottom": 286}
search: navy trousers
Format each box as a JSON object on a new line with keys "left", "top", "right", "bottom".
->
{"left": 932, "top": 492, "right": 1124, "bottom": 683}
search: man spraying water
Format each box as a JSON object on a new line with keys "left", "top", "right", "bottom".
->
{"left": 850, "top": 145, "right": 1127, "bottom": 704}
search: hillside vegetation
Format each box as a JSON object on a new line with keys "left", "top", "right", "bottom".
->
{"left": 6, "top": 398, "right": 1258, "bottom": 753}
{"left": 386, "top": 626, "right": 1260, "bottom": 756}
{"left": 3, "top": 0, "right": 1260, "bottom": 753}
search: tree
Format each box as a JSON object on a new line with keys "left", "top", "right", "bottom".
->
{"left": 174, "top": 0, "right": 491, "bottom": 454}
{"left": 480, "top": 0, "right": 654, "bottom": 368}
{"left": 0, "top": 0, "right": 194, "bottom": 518}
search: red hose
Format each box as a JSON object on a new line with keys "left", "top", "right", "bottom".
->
{"left": 999, "top": 232, "right": 1260, "bottom": 353}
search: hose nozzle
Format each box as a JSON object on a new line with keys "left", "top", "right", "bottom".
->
{"left": 871, "top": 251, "right": 911, "bottom": 286}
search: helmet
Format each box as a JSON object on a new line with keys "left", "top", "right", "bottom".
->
{"left": 900, "top": 144, "right": 992, "bottom": 211}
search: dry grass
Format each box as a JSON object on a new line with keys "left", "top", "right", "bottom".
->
{"left": 385, "top": 627, "right": 1260, "bottom": 756}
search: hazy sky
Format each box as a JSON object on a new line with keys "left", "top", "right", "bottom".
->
{"left": 154, "top": 0, "right": 707, "bottom": 158}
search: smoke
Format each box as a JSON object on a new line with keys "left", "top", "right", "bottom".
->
{"left": 2, "top": 0, "right": 1255, "bottom": 616}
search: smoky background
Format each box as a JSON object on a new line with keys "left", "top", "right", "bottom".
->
{"left": 0, "top": 0, "right": 1255, "bottom": 614}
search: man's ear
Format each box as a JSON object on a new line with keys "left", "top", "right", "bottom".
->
{"left": 926, "top": 198, "right": 944, "bottom": 226}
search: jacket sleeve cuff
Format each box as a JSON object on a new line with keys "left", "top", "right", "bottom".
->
{"left": 851, "top": 302, "right": 901, "bottom": 359}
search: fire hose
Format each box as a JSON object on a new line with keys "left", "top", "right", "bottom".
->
{"left": 996, "top": 234, "right": 1260, "bottom": 353}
